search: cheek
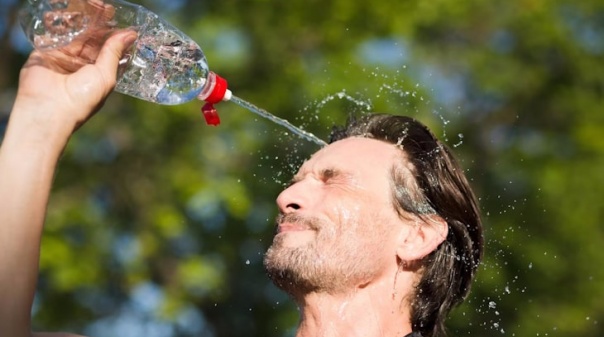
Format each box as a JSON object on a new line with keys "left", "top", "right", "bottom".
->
{"left": 321, "top": 193, "right": 393, "bottom": 241}
{"left": 338, "top": 203, "right": 361, "bottom": 224}
{"left": 331, "top": 200, "right": 363, "bottom": 231}
{"left": 330, "top": 206, "right": 379, "bottom": 247}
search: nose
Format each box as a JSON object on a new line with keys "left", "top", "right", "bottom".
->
{"left": 276, "top": 180, "right": 311, "bottom": 214}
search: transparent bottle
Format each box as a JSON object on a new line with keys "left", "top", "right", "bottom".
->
{"left": 19, "top": 0, "right": 231, "bottom": 111}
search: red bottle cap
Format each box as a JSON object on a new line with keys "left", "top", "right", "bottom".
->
{"left": 203, "top": 73, "right": 229, "bottom": 104}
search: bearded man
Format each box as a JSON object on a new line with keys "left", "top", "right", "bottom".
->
{"left": 264, "top": 114, "right": 483, "bottom": 337}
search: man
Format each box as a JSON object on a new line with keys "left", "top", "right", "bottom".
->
{"left": 264, "top": 114, "right": 483, "bottom": 337}
{"left": 0, "top": 29, "right": 483, "bottom": 337}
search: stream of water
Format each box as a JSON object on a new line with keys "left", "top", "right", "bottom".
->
{"left": 229, "top": 95, "right": 327, "bottom": 147}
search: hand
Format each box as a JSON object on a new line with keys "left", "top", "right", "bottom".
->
{"left": 13, "top": 29, "right": 137, "bottom": 139}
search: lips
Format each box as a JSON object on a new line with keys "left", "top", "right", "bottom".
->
{"left": 275, "top": 213, "right": 319, "bottom": 234}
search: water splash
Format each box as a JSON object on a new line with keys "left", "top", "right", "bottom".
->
{"left": 379, "top": 83, "right": 413, "bottom": 99}
{"left": 229, "top": 95, "right": 327, "bottom": 147}
{"left": 313, "top": 90, "right": 373, "bottom": 112}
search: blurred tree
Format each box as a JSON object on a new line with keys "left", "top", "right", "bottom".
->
{"left": 1, "top": 0, "right": 603, "bottom": 336}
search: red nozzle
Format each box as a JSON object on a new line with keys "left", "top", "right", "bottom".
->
{"left": 201, "top": 103, "right": 220, "bottom": 126}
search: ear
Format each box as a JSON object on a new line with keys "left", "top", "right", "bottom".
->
{"left": 396, "top": 215, "right": 448, "bottom": 262}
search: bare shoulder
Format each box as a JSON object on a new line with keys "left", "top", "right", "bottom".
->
{"left": 32, "top": 333, "right": 88, "bottom": 337}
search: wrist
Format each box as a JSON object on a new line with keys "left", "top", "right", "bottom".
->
{"left": 4, "top": 98, "right": 76, "bottom": 157}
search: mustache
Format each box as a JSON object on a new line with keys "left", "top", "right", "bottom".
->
{"left": 275, "top": 213, "right": 321, "bottom": 232}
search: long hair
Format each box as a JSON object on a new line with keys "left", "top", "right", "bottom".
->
{"left": 329, "top": 113, "right": 484, "bottom": 337}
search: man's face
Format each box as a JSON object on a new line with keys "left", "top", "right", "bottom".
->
{"left": 264, "top": 137, "right": 407, "bottom": 295}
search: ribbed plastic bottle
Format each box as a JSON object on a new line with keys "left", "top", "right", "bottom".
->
{"left": 19, "top": 0, "right": 230, "bottom": 125}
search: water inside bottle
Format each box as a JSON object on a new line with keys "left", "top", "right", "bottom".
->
{"left": 116, "top": 13, "right": 210, "bottom": 105}
{"left": 21, "top": 0, "right": 210, "bottom": 105}
{"left": 22, "top": 0, "right": 89, "bottom": 50}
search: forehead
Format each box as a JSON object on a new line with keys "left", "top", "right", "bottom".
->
{"left": 298, "top": 137, "right": 402, "bottom": 177}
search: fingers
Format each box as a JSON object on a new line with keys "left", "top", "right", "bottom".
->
{"left": 94, "top": 30, "right": 137, "bottom": 85}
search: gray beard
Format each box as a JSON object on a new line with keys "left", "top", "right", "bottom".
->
{"left": 263, "top": 213, "right": 335, "bottom": 295}
{"left": 263, "top": 234, "right": 376, "bottom": 297}
{"left": 264, "top": 237, "right": 328, "bottom": 296}
{"left": 263, "top": 213, "right": 379, "bottom": 297}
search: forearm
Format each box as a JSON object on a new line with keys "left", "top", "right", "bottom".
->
{"left": 0, "top": 102, "right": 71, "bottom": 337}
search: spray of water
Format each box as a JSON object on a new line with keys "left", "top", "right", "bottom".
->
{"left": 229, "top": 95, "right": 327, "bottom": 147}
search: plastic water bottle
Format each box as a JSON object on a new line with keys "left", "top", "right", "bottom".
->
{"left": 19, "top": 0, "right": 230, "bottom": 124}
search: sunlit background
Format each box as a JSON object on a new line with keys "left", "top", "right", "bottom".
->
{"left": 1, "top": 0, "right": 604, "bottom": 336}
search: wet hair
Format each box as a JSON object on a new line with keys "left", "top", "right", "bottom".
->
{"left": 329, "top": 113, "right": 484, "bottom": 337}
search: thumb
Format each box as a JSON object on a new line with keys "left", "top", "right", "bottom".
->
{"left": 95, "top": 30, "right": 138, "bottom": 87}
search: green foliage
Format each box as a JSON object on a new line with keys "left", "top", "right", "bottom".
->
{"left": 1, "top": 0, "right": 603, "bottom": 336}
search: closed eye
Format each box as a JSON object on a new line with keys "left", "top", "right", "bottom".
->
{"left": 320, "top": 168, "right": 354, "bottom": 185}
{"left": 321, "top": 168, "right": 337, "bottom": 181}
{"left": 286, "top": 168, "right": 353, "bottom": 186}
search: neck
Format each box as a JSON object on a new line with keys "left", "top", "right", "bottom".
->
{"left": 292, "top": 272, "right": 414, "bottom": 337}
